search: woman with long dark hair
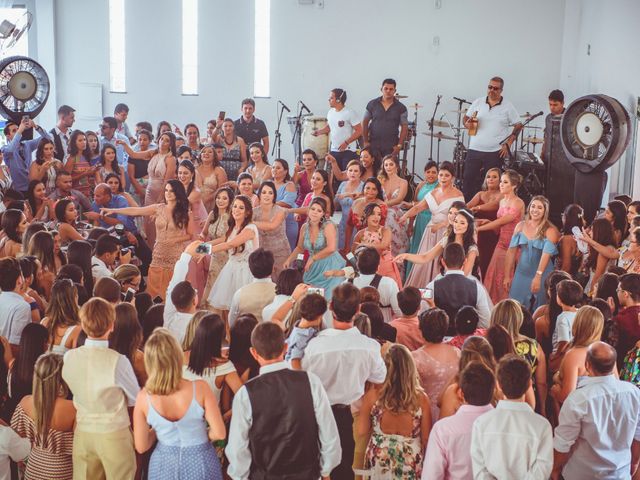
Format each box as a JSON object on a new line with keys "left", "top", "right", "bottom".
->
{"left": 605, "top": 199, "right": 628, "bottom": 247}
{"left": 111, "top": 303, "right": 146, "bottom": 386}
{"left": 101, "top": 179, "right": 195, "bottom": 299}
{"left": 246, "top": 142, "right": 272, "bottom": 189}
{"left": 0, "top": 208, "right": 27, "bottom": 257}
{"left": 557, "top": 203, "right": 586, "bottom": 276}
{"left": 178, "top": 159, "right": 207, "bottom": 235}
{"left": 289, "top": 169, "right": 334, "bottom": 229}
{"left": 206, "top": 195, "right": 260, "bottom": 316}
{"left": 228, "top": 314, "right": 260, "bottom": 381}
{"left": 196, "top": 144, "right": 227, "bottom": 212}
{"left": 104, "top": 172, "right": 138, "bottom": 207}
{"left": 66, "top": 239, "right": 94, "bottom": 303}
{"left": 95, "top": 143, "right": 125, "bottom": 187}
{"left": 292, "top": 148, "right": 318, "bottom": 206}
{"left": 29, "top": 138, "right": 63, "bottom": 195}
{"left": 467, "top": 167, "right": 501, "bottom": 278}
{"left": 183, "top": 314, "right": 242, "bottom": 404}
{"left": 272, "top": 158, "right": 299, "bottom": 249}
{"left": 64, "top": 129, "right": 95, "bottom": 198}
{"left": 26, "top": 180, "right": 54, "bottom": 222}
{"left": 199, "top": 187, "right": 235, "bottom": 308}
{"left": 580, "top": 217, "right": 618, "bottom": 296}
{"left": 41, "top": 279, "right": 81, "bottom": 355}
{"left": 53, "top": 198, "right": 85, "bottom": 245}
{"left": 346, "top": 176, "right": 388, "bottom": 252}
{"left": 27, "top": 231, "right": 58, "bottom": 299}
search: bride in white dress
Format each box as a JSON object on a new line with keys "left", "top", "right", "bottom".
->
{"left": 399, "top": 162, "right": 464, "bottom": 288}
{"left": 207, "top": 195, "right": 260, "bottom": 312}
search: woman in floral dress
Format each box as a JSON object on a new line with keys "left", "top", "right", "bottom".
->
{"left": 357, "top": 344, "right": 431, "bottom": 479}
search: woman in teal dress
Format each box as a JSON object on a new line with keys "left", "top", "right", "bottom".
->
{"left": 406, "top": 161, "right": 438, "bottom": 276}
{"left": 284, "top": 197, "right": 345, "bottom": 299}
{"left": 504, "top": 195, "right": 560, "bottom": 311}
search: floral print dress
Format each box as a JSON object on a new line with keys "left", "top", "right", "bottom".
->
{"left": 364, "top": 404, "right": 423, "bottom": 479}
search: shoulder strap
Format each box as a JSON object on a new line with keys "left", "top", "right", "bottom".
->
{"left": 370, "top": 274, "right": 383, "bottom": 289}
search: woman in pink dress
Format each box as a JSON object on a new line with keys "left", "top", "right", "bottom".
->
{"left": 64, "top": 130, "right": 96, "bottom": 198}
{"left": 289, "top": 169, "right": 333, "bottom": 229}
{"left": 120, "top": 132, "right": 177, "bottom": 247}
{"left": 379, "top": 155, "right": 409, "bottom": 263}
{"left": 478, "top": 169, "right": 525, "bottom": 303}
{"left": 352, "top": 202, "right": 402, "bottom": 288}
{"left": 400, "top": 162, "right": 464, "bottom": 288}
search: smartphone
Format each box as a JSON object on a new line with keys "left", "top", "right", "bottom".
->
{"left": 123, "top": 287, "right": 136, "bottom": 303}
{"left": 218, "top": 111, "right": 226, "bottom": 120}
{"left": 196, "top": 243, "right": 212, "bottom": 254}
{"left": 294, "top": 253, "right": 305, "bottom": 270}
{"left": 307, "top": 287, "right": 325, "bottom": 296}
{"left": 420, "top": 288, "right": 433, "bottom": 300}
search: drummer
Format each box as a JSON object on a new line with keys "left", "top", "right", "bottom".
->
{"left": 312, "top": 88, "right": 362, "bottom": 170}
{"left": 234, "top": 98, "right": 270, "bottom": 157}
{"left": 362, "top": 78, "right": 408, "bottom": 157}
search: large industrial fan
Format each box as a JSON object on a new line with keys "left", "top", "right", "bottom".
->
{"left": 560, "top": 94, "right": 632, "bottom": 173}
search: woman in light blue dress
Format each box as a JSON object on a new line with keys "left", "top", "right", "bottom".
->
{"left": 406, "top": 161, "right": 438, "bottom": 276}
{"left": 504, "top": 196, "right": 560, "bottom": 311}
{"left": 133, "top": 329, "right": 225, "bottom": 480}
{"left": 284, "top": 197, "right": 345, "bottom": 299}
{"left": 336, "top": 159, "right": 364, "bottom": 250}
{"left": 272, "top": 158, "right": 299, "bottom": 249}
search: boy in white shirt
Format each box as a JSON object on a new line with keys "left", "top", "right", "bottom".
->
{"left": 550, "top": 279, "right": 583, "bottom": 371}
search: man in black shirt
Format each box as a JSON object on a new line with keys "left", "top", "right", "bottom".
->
{"left": 362, "top": 78, "right": 408, "bottom": 157}
{"left": 234, "top": 98, "right": 269, "bottom": 154}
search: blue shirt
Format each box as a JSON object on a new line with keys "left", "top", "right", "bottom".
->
{"left": 99, "top": 132, "right": 130, "bottom": 166}
{"left": 1, "top": 128, "right": 51, "bottom": 191}
{"left": 91, "top": 194, "right": 137, "bottom": 233}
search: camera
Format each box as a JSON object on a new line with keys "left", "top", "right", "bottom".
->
{"left": 109, "top": 223, "right": 136, "bottom": 256}
{"left": 196, "top": 243, "right": 212, "bottom": 254}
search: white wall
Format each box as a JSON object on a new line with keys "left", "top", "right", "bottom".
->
{"left": 560, "top": 0, "right": 640, "bottom": 198}
{"left": 42, "top": 0, "right": 566, "bottom": 176}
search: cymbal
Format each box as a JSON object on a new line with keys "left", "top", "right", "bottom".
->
{"left": 524, "top": 136, "right": 544, "bottom": 144}
{"left": 427, "top": 119, "right": 449, "bottom": 128}
{"left": 421, "top": 131, "right": 457, "bottom": 141}
{"left": 409, "top": 103, "right": 423, "bottom": 109}
{"left": 395, "top": 94, "right": 408, "bottom": 99}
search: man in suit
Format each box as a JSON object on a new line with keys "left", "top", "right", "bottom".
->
{"left": 49, "top": 105, "right": 76, "bottom": 159}
{"left": 228, "top": 248, "right": 276, "bottom": 326}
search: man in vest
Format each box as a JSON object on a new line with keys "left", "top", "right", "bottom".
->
{"left": 226, "top": 322, "right": 341, "bottom": 479}
{"left": 348, "top": 247, "right": 401, "bottom": 323}
{"left": 426, "top": 243, "right": 491, "bottom": 331}
{"left": 228, "top": 248, "right": 276, "bottom": 326}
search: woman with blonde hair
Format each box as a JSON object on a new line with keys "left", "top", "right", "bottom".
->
{"left": 357, "top": 344, "right": 431, "bottom": 478}
{"left": 41, "top": 279, "right": 81, "bottom": 355}
{"left": 133, "top": 328, "right": 225, "bottom": 479}
{"left": 491, "top": 299, "right": 548, "bottom": 416}
{"left": 550, "top": 305, "right": 605, "bottom": 405}
{"left": 11, "top": 353, "right": 76, "bottom": 480}
{"left": 112, "top": 263, "right": 142, "bottom": 297}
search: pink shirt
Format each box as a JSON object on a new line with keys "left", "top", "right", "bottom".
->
{"left": 390, "top": 316, "right": 424, "bottom": 352}
{"left": 422, "top": 404, "right": 494, "bottom": 480}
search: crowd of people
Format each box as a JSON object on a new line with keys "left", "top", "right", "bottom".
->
{"left": 1, "top": 78, "right": 640, "bottom": 480}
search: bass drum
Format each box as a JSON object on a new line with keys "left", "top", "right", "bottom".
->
{"left": 302, "top": 116, "right": 329, "bottom": 164}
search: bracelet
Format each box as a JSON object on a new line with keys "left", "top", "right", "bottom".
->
{"left": 287, "top": 296, "right": 296, "bottom": 304}
{"left": 535, "top": 270, "right": 543, "bottom": 276}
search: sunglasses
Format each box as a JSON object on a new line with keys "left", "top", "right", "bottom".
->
{"left": 487, "top": 85, "right": 501, "bottom": 91}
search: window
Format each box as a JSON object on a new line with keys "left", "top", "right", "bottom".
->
{"left": 182, "top": 0, "right": 198, "bottom": 95}
{"left": 0, "top": 8, "right": 29, "bottom": 57}
{"left": 108, "top": 0, "right": 126, "bottom": 92}
{"left": 254, "top": 0, "right": 270, "bottom": 98}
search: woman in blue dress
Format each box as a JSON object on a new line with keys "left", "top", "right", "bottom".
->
{"left": 284, "top": 197, "right": 345, "bottom": 299}
{"left": 504, "top": 195, "right": 560, "bottom": 311}
{"left": 272, "top": 158, "right": 299, "bottom": 249}
{"left": 133, "top": 328, "right": 225, "bottom": 480}
{"left": 336, "top": 159, "right": 364, "bottom": 251}
{"left": 406, "top": 161, "right": 438, "bottom": 276}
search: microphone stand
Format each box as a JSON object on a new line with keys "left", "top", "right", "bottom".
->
{"left": 499, "top": 113, "right": 541, "bottom": 164}
{"left": 428, "top": 95, "right": 442, "bottom": 163}
{"left": 291, "top": 103, "right": 304, "bottom": 164}
{"left": 272, "top": 102, "right": 286, "bottom": 159}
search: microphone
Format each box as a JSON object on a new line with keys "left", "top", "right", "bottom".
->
{"left": 299, "top": 101, "right": 311, "bottom": 113}
{"left": 278, "top": 100, "right": 291, "bottom": 113}
{"left": 453, "top": 96, "right": 471, "bottom": 105}
{"left": 528, "top": 111, "right": 544, "bottom": 120}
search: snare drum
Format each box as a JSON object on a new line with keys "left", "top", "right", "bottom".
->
{"left": 302, "top": 116, "right": 329, "bottom": 159}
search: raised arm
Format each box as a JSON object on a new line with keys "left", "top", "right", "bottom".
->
{"left": 101, "top": 204, "right": 159, "bottom": 217}
{"left": 119, "top": 140, "right": 156, "bottom": 160}
{"left": 395, "top": 241, "right": 444, "bottom": 265}
{"left": 254, "top": 208, "right": 285, "bottom": 232}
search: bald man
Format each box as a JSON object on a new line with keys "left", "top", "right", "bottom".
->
{"left": 552, "top": 342, "right": 640, "bottom": 479}
{"left": 87, "top": 183, "right": 152, "bottom": 274}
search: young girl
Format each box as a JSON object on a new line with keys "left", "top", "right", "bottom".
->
{"left": 95, "top": 144, "right": 125, "bottom": 187}
{"left": 353, "top": 203, "right": 402, "bottom": 288}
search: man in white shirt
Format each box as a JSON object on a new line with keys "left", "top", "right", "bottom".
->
{"left": 462, "top": 76, "right": 521, "bottom": 200}
{"left": 91, "top": 235, "right": 132, "bottom": 282}
{"left": 302, "top": 282, "right": 387, "bottom": 479}
{"left": 348, "top": 247, "right": 401, "bottom": 323}
{"left": 314, "top": 88, "right": 362, "bottom": 170}
{"left": 553, "top": 342, "right": 640, "bottom": 479}
{"left": 163, "top": 242, "right": 200, "bottom": 343}
{"left": 0, "top": 425, "right": 30, "bottom": 480}
{"left": 227, "top": 322, "right": 341, "bottom": 479}
{"left": 0, "top": 258, "right": 31, "bottom": 354}
{"left": 471, "top": 355, "right": 553, "bottom": 479}
{"left": 228, "top": 248, "right": 276, "bottom": 326}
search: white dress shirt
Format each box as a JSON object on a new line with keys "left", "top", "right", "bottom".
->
{"left": 554, "top": 374, "right": 640, "bottom": 479}
{"left": 467, "top": 96, "right": 520, "bottom": 152}
{"left": 0, "top": 291, "right": 31, "bottom": 345}
{"left": 262, "top": 294, "right": 290, "bottom": 323}
{"left": 163, "top": 253, "right": 193, "bottom": 343}
{"left": 349, "top": 274, "right": 401, "bottom": 323}
{"left": 470, "top": 400, "right": 553, "bottom": 480}
{"left": 0, "top": 425, "right": 30, "bottom": 480}
{"left": 228, "top": 277, "right": 274, "bottom": 327}
{"left": 74, "top": 339, "right": 140, "bottom": 406}
{"left": 226, "top": 361, "right": 342, "bottom": 479}
{"left": 302, "top": 327, "right": 387, "bottom": 405}
{"left": 91, "top": 255, "right": 112, "bottom": 282}
{"left": 426, "top": 270, "right": 492, "bottom": 328}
